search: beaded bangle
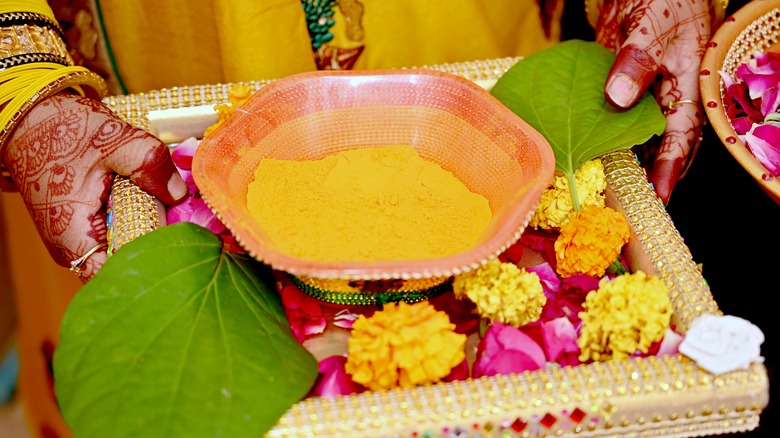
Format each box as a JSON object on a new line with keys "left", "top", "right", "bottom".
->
{"left": 0, "top": 68, "right": 107, "bottom": 192}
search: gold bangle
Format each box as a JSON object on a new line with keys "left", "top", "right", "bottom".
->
{"left": 0, "top": 68, "right": 107, "bottom": 192}
{"left": 0, "top": 11, "right": 63, "bottom": 36}
{"left": 0, "top": 22, "right": 73, "bottom": 69}
{"left": 709, "top": 0, "right": 729, "bottom": 28}
{"left": 584, "top": 0, "right": 602, "bottom": 29}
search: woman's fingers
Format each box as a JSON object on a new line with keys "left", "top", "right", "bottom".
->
{"left": 70, "top": 97, "right": 188, "bottom": 206}
{"left": 596, "top": 0, "right": 711, "bottom": 204}
{"left": 4, "top": 92, "right": 185, "bottom": 280}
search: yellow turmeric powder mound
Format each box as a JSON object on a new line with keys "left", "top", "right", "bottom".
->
{"left": 246, "top": 145, "right": 492, "bottom": 262}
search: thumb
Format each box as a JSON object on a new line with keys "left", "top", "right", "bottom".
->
{"left": 604, "top": 44, "right": 661, "bottom": 109}
{"left": 103, "top": 125, "right": 188, "bottom": 205}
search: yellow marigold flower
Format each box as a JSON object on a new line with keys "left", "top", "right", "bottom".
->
{"left": 554, "top": 205, "right": 630, "bottom": 278}
{"left": 529, "top": 159, "right": 607, "bottom": 230}
{"left": 452, "top": 259, "right": 546, "bottom": 327}
{"left": 345, "top": 301, "right": 466, "bottom": 391}
{"left": 578, "top": 271, "right": 672, "bottom": 362}
{"left": 203, "top": 84, "right": 255, "bottom": 137}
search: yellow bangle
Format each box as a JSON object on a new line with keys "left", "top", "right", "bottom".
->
{"left": 0, "top": 1, "right": 58, "bottom": 23}
{"left": 0, "top": 68, "right": 107, "bottom": 192}
{"left": 0, "top": 1, "right": 108, "bottom": 192}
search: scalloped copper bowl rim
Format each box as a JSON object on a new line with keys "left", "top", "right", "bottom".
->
{"left": 700, "top": 0, "right": 780, "bottom": 202}
{"left": 193, "top": 69, "right": 555, "bottom": 280}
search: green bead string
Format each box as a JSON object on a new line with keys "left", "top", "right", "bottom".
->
{"left": 287, "top": 273, "right": 452, "bottom": 307}
{"left": 301, "top": 0, "right": 337, "bottom": 50}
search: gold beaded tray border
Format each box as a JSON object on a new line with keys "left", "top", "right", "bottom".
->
{"left": 104, "top": 58, "right": 769, "bottom": 438}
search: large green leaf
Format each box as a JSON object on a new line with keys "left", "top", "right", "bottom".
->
{"left": 54, "top": 222, "right": 318, "bottom": 438}
{"left": 491, "top": 40, "right": 665, "bottom": 205}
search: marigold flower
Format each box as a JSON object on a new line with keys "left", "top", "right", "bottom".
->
{"left": 203, "top": 84, "right": 255, "bottom": 137}
{"left": 554, "top": 205, "right": 630, "bottom": 278}
{"left": 344, "top": 301, "right": 466, "bottom": 391}
{"left": 578, "top": 271, "right": 672, "bottom": 362}
{"left": 452, "top": 259, "right": 546, "bottom": 327}
{"left": 529, "top": 159, "right": 606, "bottom": 230}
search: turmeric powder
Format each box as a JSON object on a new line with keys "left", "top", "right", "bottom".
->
{"left": 246, "top": 145, "right": 492, "bottom": 262}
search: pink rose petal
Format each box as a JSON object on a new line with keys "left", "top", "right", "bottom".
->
{"left": 171, "top": 137, "right": 199, "bottom": 170}
{"left": 442, "top": 358, "right": 470, "bottom": 382}
{"left": 541, "top": 317, "right": 580, "bottom": 365}
{"left": 744, "top": 123, "right": 780, "bottom": 175}
{"left": 656, "top": 328, "right": 684, "bottom": 356}
{"left": 472, "top": 322, "right": 546, "bottom": 378}
{"left": 333, "top": 309, "right": 359, "bottom": 330}
{"left": 280, "top": 284, "right": 326, "bottom": 343}
{"left": 309, "top": 355, "right": 365, "bottom": 398}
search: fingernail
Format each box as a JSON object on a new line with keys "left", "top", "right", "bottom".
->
{"left": 168, "top": 173, "right": 188, "bottom": 200}
{"left": 606, "top": 73, "right": 639, "bottom": 108}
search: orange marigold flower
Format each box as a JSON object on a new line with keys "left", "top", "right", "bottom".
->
{"left": 578, "top": 271, "right": 673, "bottom": 362}
{"left": 554, "top": 205, "right": 630, "bottom": 278}
{"left": 203, "top": 84, "right": 255, "bottom": 137}
{"left": 345, "top": 301, "right": 466, "bottom": 391}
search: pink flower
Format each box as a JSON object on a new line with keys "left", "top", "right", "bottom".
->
{"left": 167, "top": 140, "right": 242, "bottom": 252}
{"left": 743, "top": 123, "right": 780, "bottom": 175}
{"left": 333, "top": 309, "right": 359, "bottom": 329}
{"left": 723, "top": 82, "right": 764, "bottom": 134}
{"left": 308, "top": 355, "right": 365, "bottom": 398}
{"left": 442, "top": 358, "right": 470, "bottom": 382}
{"left": 540, "top": 317, "right": 580, "bottom": 366}
{"left": 472, "top": 322, "right": 546, "bottom": 378}
{"left": 655, "top": 328, "right": 683, "bottom": 357}
{"left": 280, "top": 284, "right": 326, "bottom": 343}
{"left": 171, "top": 136, "right": 199, "bottom": 170}
{"left": 633, "top": 327, "right": 683, "bottom": 358}
{"left": 527, "top": 262, "right": 595, "bottom": 322}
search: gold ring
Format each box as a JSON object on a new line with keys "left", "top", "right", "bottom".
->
{"left": 665, "top": 99, "right": 700, "bottom": 112}
{"left": 69, "top": 242, "right": 108, "bottom": 276}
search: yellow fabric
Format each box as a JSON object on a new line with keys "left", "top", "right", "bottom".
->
{"left": 98, "top": 0, "right": 561, "bottom": 93}
{"left": 331, "top": 1, "right": 560, "bottom": 70}
{"left": 97, "top": 0, "right": 316, "bottom": 92}
{"left": 3, "top": 0, "right": 565, "bottom": 437}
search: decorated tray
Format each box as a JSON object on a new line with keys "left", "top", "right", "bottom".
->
{"left": 102, "top": 57, "right": 769, "bottom": 437}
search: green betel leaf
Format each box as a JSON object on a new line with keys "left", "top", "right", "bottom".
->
{"left": 54, "top": 222, "right": 318, "bottom": 438}
{"left": 491, "top": 39, "right": 666, "bottom": 200}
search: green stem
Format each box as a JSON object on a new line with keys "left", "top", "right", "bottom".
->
{"left": 607, "top": 257, "right": 628, "bottom": 275}
{"left": 567, "top": 172, "right": 581, "bottom": 211}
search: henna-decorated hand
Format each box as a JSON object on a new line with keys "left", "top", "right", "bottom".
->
{"left": 3, "top": 93, "right": 187, "bottom": 282}
{"left": 595, "top": 0, "right": 712, "bottom": 205}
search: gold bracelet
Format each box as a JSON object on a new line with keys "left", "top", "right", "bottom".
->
{"left": 584, "top": 0, "right": 603, "bottom": 29}
{"left": 0, "top": 11, "right": 63, "bottom": 36}
{"left": 709, "top": 0, "right": 729, "bottom": 28}
{"left": 0, "top": 69, "right": 107, "bottom": 192}
{"left": 0, "top": 22, "right": 73, "bottom": 70}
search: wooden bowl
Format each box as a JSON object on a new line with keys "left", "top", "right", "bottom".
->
{"left": 700, "top": 0, "right": 780, "bottom": 203}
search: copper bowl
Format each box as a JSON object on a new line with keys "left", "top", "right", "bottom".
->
{"left": 192, "top": 69, "right": 555, "bottom": 291}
